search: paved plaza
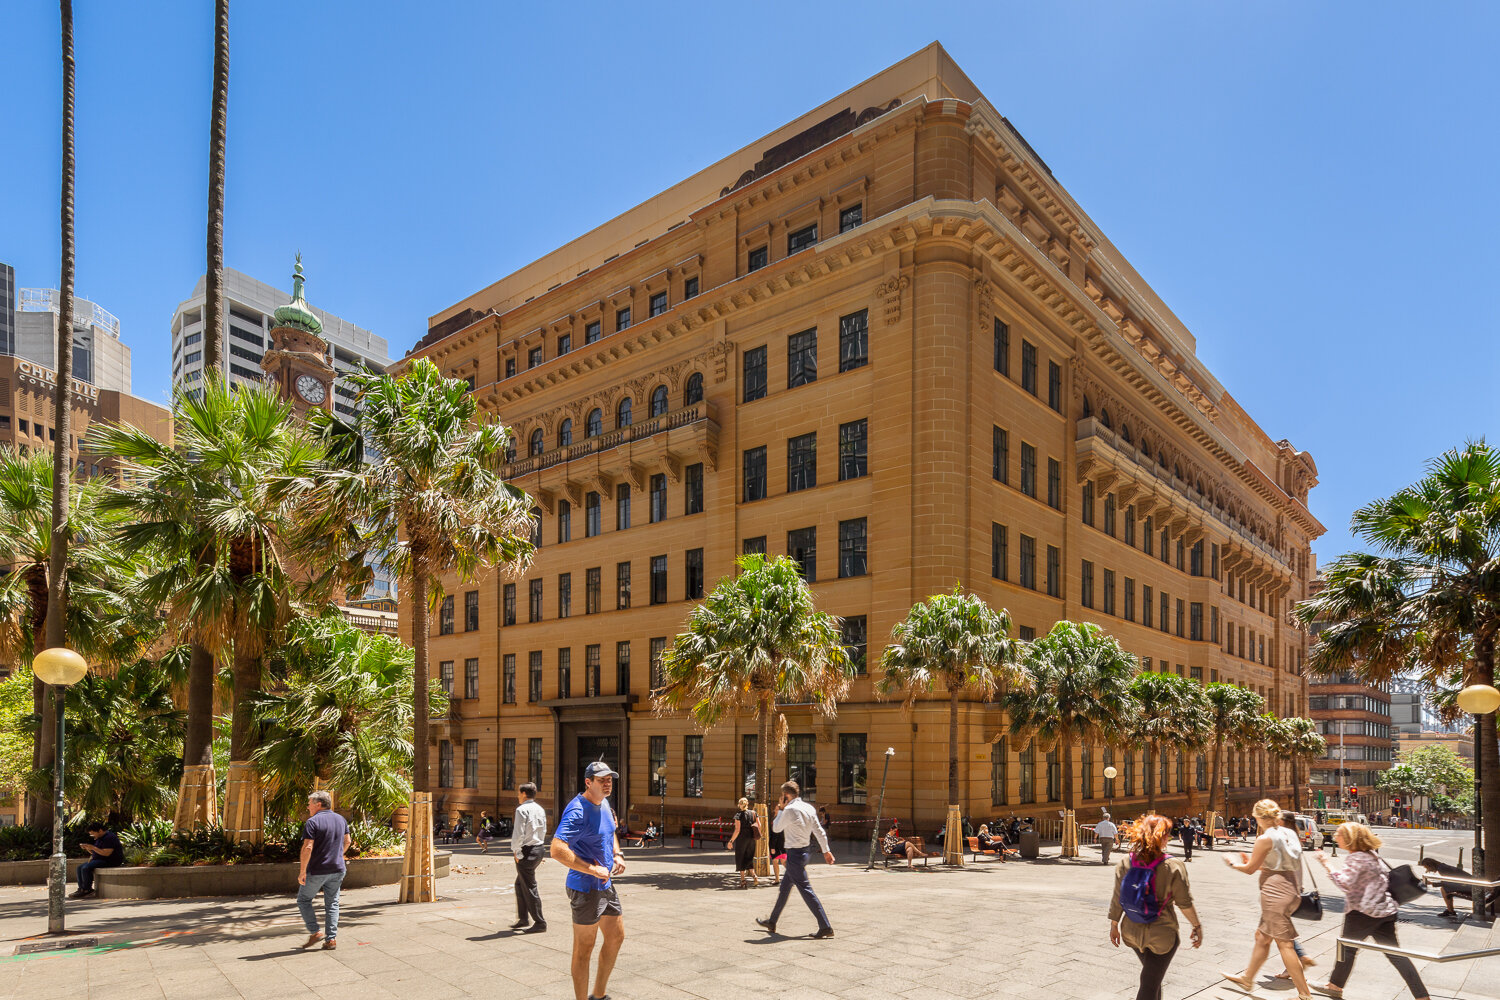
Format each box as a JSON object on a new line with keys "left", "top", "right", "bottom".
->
{"left": 2, "top": 828, "right": 1495, "bottom": 1000}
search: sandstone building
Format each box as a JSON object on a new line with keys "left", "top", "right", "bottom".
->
{"left": 407, "top": 44, "right": 1324, "bottom": 832}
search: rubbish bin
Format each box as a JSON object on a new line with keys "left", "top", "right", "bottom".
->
{"left": 1019, "top": 830, "right": 1040, "bottom": 859}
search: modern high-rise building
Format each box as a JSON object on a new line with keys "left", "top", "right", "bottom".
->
{"left": 169, "top": 267, "right": 391, "bottom": 421}
{"left": 0, "top": 263, "right": 15, "bottom": 356}
{"left": 14, "top": 287, "right": 132, "bottom": 393}
{"left": 406, "top": 44, "right": 1324, "bottom": 830}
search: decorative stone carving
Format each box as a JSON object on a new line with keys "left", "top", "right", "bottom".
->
{"left": 876, "top": 274, "right": 910, "bottom": 326}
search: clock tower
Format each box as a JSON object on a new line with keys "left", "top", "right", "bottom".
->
{"left": 261, "top": 254, "right": 337, "bottom": 417}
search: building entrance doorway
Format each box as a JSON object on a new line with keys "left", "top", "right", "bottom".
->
{"left": 575, "top": 734, "right": 622, "bottom": 816}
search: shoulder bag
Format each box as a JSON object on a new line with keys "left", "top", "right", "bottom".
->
{"left": 1381, "top": 856, "right": 1427, "bottom": 905}
{"left": 1293, "top": 852, "right": 1324, "bottom": 921}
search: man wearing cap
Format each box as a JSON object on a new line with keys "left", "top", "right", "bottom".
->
{"left": 551, "top": 761, "right": 626, "bottom": 1000}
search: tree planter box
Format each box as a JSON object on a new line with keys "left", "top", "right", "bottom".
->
{"left": 0, "top": 858, "right": 84, "bottom": 885}
{"left": 93, "top": 850, "right": 451, "bottom": 900}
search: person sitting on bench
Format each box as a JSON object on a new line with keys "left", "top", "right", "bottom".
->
{"left": 882, "top": 828, "right": 921, "bottom": 868}
{"left": 1421, "top": 857, "right": 1495, "bottom": 917}
{"left": 976, "top": 824, "right": 1005, "bottom": 859}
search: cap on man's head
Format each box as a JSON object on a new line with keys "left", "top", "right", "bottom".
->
{"left": 585, "top": 761, "right": 619, "bottom": 781}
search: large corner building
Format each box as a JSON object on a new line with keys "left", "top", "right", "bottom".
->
{"left": 406, "top": 45, "right": 1325, "bottom": 832}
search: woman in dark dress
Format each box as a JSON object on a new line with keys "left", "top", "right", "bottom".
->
{"left": 728, "top": 797, "right": 760, "bottom": 887}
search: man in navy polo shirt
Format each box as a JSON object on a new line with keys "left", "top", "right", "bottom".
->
{"left": 551, "top": 761, "right": 626, "bottom": 1000}
{"left": 296, "top": 790, "right": 349, "bottom": 950}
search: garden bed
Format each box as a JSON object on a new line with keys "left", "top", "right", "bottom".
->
{"left": 0, "top": 858, "right": 84, "bottom": 885}
{"left": 93, "top": 850, "right": 450, "bottom": 899}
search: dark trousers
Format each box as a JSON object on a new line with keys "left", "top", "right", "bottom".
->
{"left": 1181, "top": 834, "right": 1193, "bottom": 860}
{"left": 77, "top": 858, "right": 108, "bottom": 892}
{"left": 514, "top": 844, "right": 546, "bottom": 925}
{"left": 1328, "top": 910, "right": 1427, "bottom": 996}
{"left": 768, "top": 846, "right": 831, "bottom": 931}
{"left": 1132, "top": 939, "right": 1178, "bottom": 1000}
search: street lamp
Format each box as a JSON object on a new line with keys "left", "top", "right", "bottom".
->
{"left": 655, "top": 764, "right": 668, "bottom": 848}
{"left": 1456, "top": 682, "right": 1500, "bottom": 919}
{"left": 1104, "top": 766, "right": 1118, "bottom": 815}
{"left": 866, "top": 748, "right": 896, "bottom": 869}
{"left": 33, "top": 647, "right": 88, "bottom": 935}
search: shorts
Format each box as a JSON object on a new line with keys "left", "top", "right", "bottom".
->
{"left": 566, "top": 884, "right": 623, "bottom": 925}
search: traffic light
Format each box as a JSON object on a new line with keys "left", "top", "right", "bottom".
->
{"left": 1392, "top": 795, "right": 1402, "bottom": 809}
{"left": 1349, "top": 786, "right": 1359, "bottom": 800}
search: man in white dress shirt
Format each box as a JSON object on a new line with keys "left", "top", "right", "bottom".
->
{"left": 756, "top": 781, "right": 834, "bottom": 938}
{"left": 1094, "top": 812, "right": 1118, "bottom": 865}
{"left": 511, "top": 782, "right": 548, "bottom": 932}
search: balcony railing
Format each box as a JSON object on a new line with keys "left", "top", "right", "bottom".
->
{"left": 503, "top": 401, "right": 716, "bottom": 479}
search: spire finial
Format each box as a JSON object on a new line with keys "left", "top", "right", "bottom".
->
{"left": 274, "top": 250, "right": 323, "bottom": 336}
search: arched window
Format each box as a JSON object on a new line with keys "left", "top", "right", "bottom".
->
{"left": 1082, "top": 395, "right": 1093, "bottom": 419}
{"left": 529, "top": 428, "right": 545, "bottom": 457}
{"left": 650, "top": 384, "right": 669, "bottom": 418}
{"left": 617, "top": 397, "right": 633, "bottom": 428}
{"left": 529, "top": 507, "right": 542, "bottom": 547}
{"left": 1173, "top": 464, "right": 1182, "bottom": 480}
{"left": 558, "top": 418, "right": 573, "bottom": 447}
{"left": 504, "top": 440, "right": 517, "bottom": 464}
{"left": 1101, "top": 408, "right": 1113, "bottom": 430}
{"left": 1121, "top": 424, "right": 1133, "bottom": 445}
{"left": 1196, "top": 479, "right": 1205, "bottom": 496}
{"left": 684, "top": 372, "right": 704, "bottom": 406}
{"left": 586, "top": 408, "right": 603, "bottom": 438}
{"left": 1158, "top": 451, "right": 1167, "bottom": 469}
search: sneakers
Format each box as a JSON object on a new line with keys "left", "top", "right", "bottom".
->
{"left": 301, "top": 932, "right": 324, "bottom": 950}
{"left": 322, "top": 939, "right": 337, "bottom": 950}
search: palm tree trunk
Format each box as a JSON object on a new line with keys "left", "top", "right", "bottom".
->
{"left": 229, "top": 647, "right": 259, "bottom": 759}
{"left": 30, "top": 627, "right": 55, "bottom": 830}
{"left": 948, "top": 687, "right": 960, "bottom": 806}
{"left": 201, "top": 0, "right": 228, "bottom": 376}
{"left": 1208, "top": 738, "right": 1223, "bottom": 813}
{"left": 756, "top": 688, "right": 772, "bottom": 877}
{"left": 1061, "top": 733, "right": 1076, "bottom": 857}
{"left": 182, "top": 644, "right": 215, "bottom": 766}
{"left": 411, "top": 568, "right": 430, "bottom": 791}
{"left": 1476, "top": 631, "right": 1499, "bottom": 881}
{"left": 1145, "top": 744, "right": 1157, "bottom": 815}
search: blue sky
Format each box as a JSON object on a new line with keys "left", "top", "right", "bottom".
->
{"left": 2, "top": 2, "right": 1495, "bottom": 563}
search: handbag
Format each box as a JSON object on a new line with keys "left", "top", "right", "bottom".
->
{"left": 1293, "top": 854, "right": 1324, "bottom": 921}
{"left": 1382, "top": 856, "right": 1427, "bottom": 905}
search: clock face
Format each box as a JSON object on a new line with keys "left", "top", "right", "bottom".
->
{"left": 295, "top": 374, "right": 327, "bottom": 405}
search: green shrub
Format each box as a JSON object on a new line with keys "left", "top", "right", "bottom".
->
{"left": 349, "top": 820, "right": 402, "bottom": 856}
{"left": 0, "top": 823, "right": 91, "bottom": 861}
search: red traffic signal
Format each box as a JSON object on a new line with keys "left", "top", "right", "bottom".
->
{"left": 1349, "top": 786, "right": 1359, "bottom": 798}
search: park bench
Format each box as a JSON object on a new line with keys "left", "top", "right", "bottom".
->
{"left": 688, "top": 818, "right": 733, "bottom": 848}
{"left": 966, "top": 836, "right": 1017, "bottom": 862}
{"left": 882, "top": 835, "right": 942, "bottom": 868}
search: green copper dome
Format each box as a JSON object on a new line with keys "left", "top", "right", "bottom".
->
{"left": 273, "top": 253, "right": 324, "bottom": 335}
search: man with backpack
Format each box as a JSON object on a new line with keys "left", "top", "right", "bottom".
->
{"left": 1108, "top": 814, "right": 1203, "bottom": 1000}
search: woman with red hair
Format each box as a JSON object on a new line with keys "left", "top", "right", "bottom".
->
{"left": 1108, "top": 814, "right": 1203, "bottom": 1000}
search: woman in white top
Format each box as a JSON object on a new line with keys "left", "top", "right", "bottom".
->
{"left": 1221, "top": 798, "right": 1310, "bottom": 1000}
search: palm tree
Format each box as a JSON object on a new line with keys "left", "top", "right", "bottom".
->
{"left": 268, "top": 358, "right": 533, "bottom": 900}
{"left": 656, "top": 553, "right": 852, "bottom": 872}
{"left": 1265, "top": 716, "right": 1325, "bottom": 812}
{"left": 202, "top": 0, "right": 227, "bottom": 377}
{"left": 878, "top": 588, "right": 1022, "bottom": 863}
{"left": 250, "top": 612, "right": 436, "bottom": 823}
{"left": 1203, "top": 683, "right": 1265, "bottom": 817}
{"left": 1127, "top": 670, "right": 1211, "bottom": 814}
{"left": 1003, "top": 621, "right": 1135, "bottom": 857}
{"left": 1296, "top": 442, "right": 1500, "bottom": 879}
{"left": 92, "top": 381, "right": 329, "bottom": 834}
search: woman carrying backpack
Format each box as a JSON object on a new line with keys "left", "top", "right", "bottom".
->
{"left": 1221, "top": 798, "right": 1312, "bottom": 1000}
{"left": 1107, "top": 814, "right": 1203, "bottom": 1000}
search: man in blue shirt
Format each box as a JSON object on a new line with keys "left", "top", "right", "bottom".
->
{"left": 551, "top": 761, "right": 626, "bottom": 1000}
{"left": 296, "top": 790, "right": 349, "bottom": 950}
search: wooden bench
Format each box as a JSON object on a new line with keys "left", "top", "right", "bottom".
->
{"left": 688, "top": 819, "right": 733, "bottom": 848}
{"left": 966, "top": 836, "right": 1017, "bottom": 862}
{"left": 882, "top": 835, "right": 942, "bottom": 868}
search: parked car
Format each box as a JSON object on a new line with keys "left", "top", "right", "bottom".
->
{"left": 1289, "top": 813, "right": 1318, "bottom": 850}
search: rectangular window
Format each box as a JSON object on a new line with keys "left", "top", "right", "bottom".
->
{"left": 1143, "top": 517, "right": 1154, "bottom": 554}
{"left": 1103, "top": 569, "right": 1116, "bottom": 615}
{"left": 616, "top": 484, "right": 631, "bottom": 530}
{"left": 439, "top": 595, "right": 454, "bottom": 635}
{"left": 1081, "top": 745, "right": 1093, "bottom": 800}
{"left": 650, "top": 555, "right": 668, "bottom": 605}
{"left": 1018, "top": 625, "right": 1034, "bottom": 641}
{"left": 683, "top": 275, "right": 699, "bottom": 299}
{"left": 649, "top": 473, "right": 667, "bottom": 522}
{"left": 649, "top": 736, "right": 667, "bottom": 795}
{"left": 748, "top": 245, "right": 768, "bottom": 271}
{"left": 503, "top": 584, "right": 516, "bottom": 626}
{"left": 1021, "top": 340, "right": 1038, "bottom": 395}
{"left": 788, "top": 329, "right": 817, "bottom": 388}
{"left": 685, "top": 463, "right": 704, "bottom": 514}
{"left": 1190, "top": 541, "right": 1204, "bottom": 577}
{"left": 743, "top": 345, "right": 767, "bottom": 402}
{"left": 585, "top": 491, "right": 601, "bottom": 536}
{"left": 788, "top": 527, "right": 816, "bottom": 582}
{"left": 1019, "top": 534, "right": 1037, "bottom": 590}
{"left": 685, "top": 548, "right": 704, "bottom": 600}
{"left": 1125, "top": 507, "right": 1136, "bottom": 547}
{"left": 1081, "top": 560, "right": 1094, "bottom": 609}
{"left": 1047, "top": 459, "right": 1061, "bottom": 509}
{"left": 991, "top": 523, "right": 1008, "bottom": 581}
{"left": 505, "top": 358, "right": 517, "bottom": 379}
{"left": 502, "top": 738, "right": 516, "bottom": 790}
{"left": 616, "top": 561, "right": 631, "bottom": 610}
{"left": 991, "top": 738, "right": 1008, "bottom": 806}
{"left": 992, "top": 426, "right": 1008, "bottom": 483}
{"left": 528, "top": 346, "right": 543, "bottom": 369}
{"left": 439, "top": 660, "right": 454, "bottom": 696}
{"left": 684, "top": 736, "right": 704, "bottom": 797}
{"left": 838, "top": 733, "right": 867, "bottom": 805}
{"left": 1081, "top": 481, "right": 1095, "bottom": 526}
{"left": 528, "top": 651, "right": 543, "bottom": 702}
{"left": 1160, "top": 528, "right": 1170, "bottom": 564}
{"left": 1103, "top": 747, "right": 1115, "bottom": 799}
{"left": 838, "top": 309, "right": 868, "bottom": 372}
{"left": 1143, "top": 585, "right": 1154, "bottom": 628}
{"left": 528, "top": 738, "right": 543, "bottom": 787}
{"left": 1211, "top": 543, "right": 1220, "bottom": 580}
{"left": 585, "top": 320, "right": 601, "bottom": 345}
{"left": 838, "top": 419, "right": 867, "bottom": 480}
{"left": 558, "top": 574, "right": 571, "bottom": 618}
{"left": 1176, "top": 599, "right": 1185, "bottom": 637}
{"left": 993, "top": 319, "right": 1010, "bottom": 376}
{"left": 1019, "top": 740, "right": 1035, "bottom": 803}
{"left": 841, "top": 616, "right": 867, "bottom": 675}
{"left": 464, "top": 590, "right": 479, "bottom": 631}
{"left": 615, "top": 641, "right": 630, "bottom": 695}
{"left": 742, "top": 535, "right": 766, "bottom": 556}
{"left": 649, "top": 637, "right": 666, "bottom": 692}
{"left": 439, "top": 740, "right": 453, "bottom": 788}
{"left": 557, "top": 333, "right": 571, "bottom": 356}
{"left": 1048, "top": 360, "right": 1062, "bottom": 412}
{"left": 1045, "top": 544, "right": 1059, "bottom": 597}
{"left": 1104, "top": 494, "right": 1116, "bottom": 536}
{"left": 1124, "top": 578, "right": 1135, "bottom": 621}
{"left": 585, "top": 644, "right": 600, "bottom": 698}
{"left": 558, "top": 501, "right": 571, "bottom": 542}
{"left": 743, "top": 445, "right": 767, "bottom": 501}
{"left": 616, "top": 306, "right": 631, "bottom": 332}
{"left": 528, "top": 579, "right": 542, "bottom": 622}
{"left": 1190, "top": 603, "right": 1204, "bottom": 641}
{"left": 1211, "top": 606, "right": 1220, "bottom": 644}
{"left": 1160, "top": 592, "right": 1170, "bottom": 634}
{"left": 839, "top": 203, "right": 862, "bottom": 232}
{"left": 585, "top": 567, "right": 601, "bottom": 614}
{"left": 1020, "top": 443, "right": 1037, "bottom": 498}
{"left": 649, "top": 291, "right": 668, "bottom": 317}
{"left": 788, "top": 432, "right": 817, "bottom": 491}
{"left": 838, "top": 518, "right": 868, "bottom": 578}
{"left": 787, "top": 223, "right": 817, "bottom": 254}
{"left": 787, "top": 734, "right": 817, "bottom": 801}
{"left": 742, "top": 734, "right": 758, "bottom": 798}
{"left": 503, "top": 654, "right": 516, "bottom": 704}
{"left": 464, "top": 658, "right": 479, "bottom": 700}
{"left": 557, "top": 648, "right": 572, "bottom": 699}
